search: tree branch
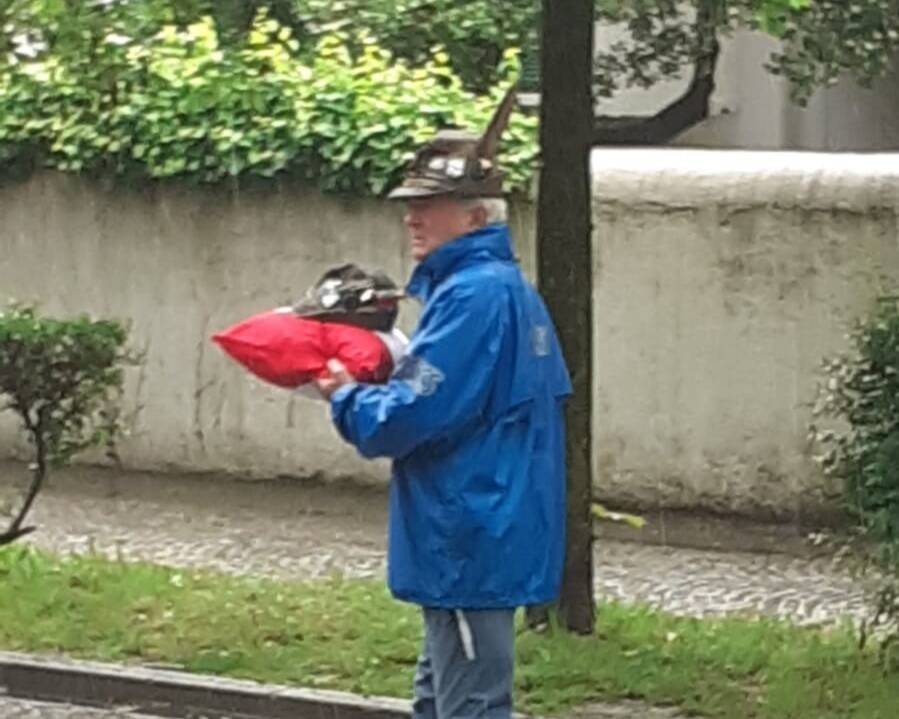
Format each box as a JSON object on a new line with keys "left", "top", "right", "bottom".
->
{"left": 0, "top": 525, "right": 37, "bottom": 545}
{"left": 592, "top": 11, "right": 721, "bottom": 146}
{"left": 1, "top": 409, "right": 47, "bottom": 546}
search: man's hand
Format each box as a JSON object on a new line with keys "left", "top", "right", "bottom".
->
{"left": 315, "top": 359, "right": 355, "bottom": 400}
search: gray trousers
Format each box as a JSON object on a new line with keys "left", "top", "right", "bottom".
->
{"left": 411, "top": 608, "right": 515, "bottom": 719}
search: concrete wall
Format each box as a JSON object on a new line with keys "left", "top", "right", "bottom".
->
{"left": 591, "top": 151, "right": 899, "bottom": 519}
{"left": 2, "top": 152, "right": 899, "bottom": 519}
{"left": 0, "top": 173, "right": 534, "bottom": 484}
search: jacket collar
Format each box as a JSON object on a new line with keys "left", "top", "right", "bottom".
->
{"left": 406, "top": 224, "right": 514, "bottom": 302}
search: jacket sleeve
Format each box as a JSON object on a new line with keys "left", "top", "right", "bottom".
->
{"left": 329, "top": 283, "right": 504, "bottom": 459}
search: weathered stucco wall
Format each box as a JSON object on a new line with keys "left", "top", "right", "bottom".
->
{"left": 2, "top": 151, "right": 898, "bottom": 518}
{"left": 590, "top": 150, "right": 899, "bottom": 519}
{"left": 1, "top": 176, "right": 388, "bottom": 481}
{"left": 0, "top": 173, "right": 535, "bottom": 485}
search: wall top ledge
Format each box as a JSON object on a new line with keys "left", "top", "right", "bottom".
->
{"left": 591, "top": 148, "right": 899, "bottom": 212}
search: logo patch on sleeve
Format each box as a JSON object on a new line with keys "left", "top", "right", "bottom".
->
{"left": 531, "top": 325, "right": 550, "bottom": 357}
{"left": 393, "top": 354, "right": 445, "bottom": 396}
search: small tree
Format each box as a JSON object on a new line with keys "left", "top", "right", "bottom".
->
{"left": 0, "top": 305, "right": 134, "bottom": 545}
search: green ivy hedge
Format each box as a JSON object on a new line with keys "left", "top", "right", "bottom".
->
{"left": 0, "top": 12, "right": 538, "bottom": 196}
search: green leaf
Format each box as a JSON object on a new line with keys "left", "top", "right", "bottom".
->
{"left": 591, "top": 503, "right": 646, "bottom": 529}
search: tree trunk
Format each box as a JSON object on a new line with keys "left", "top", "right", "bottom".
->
{"left": 536, "top": 0, "right": 595, "bottom": 635}
{"left": 0, "top": 415, "right": 45, "bottom": 546}
{"left": 592, "top": 4, "right": 721, "bottom": 146}
{"left": 591, "top": 59, "right": 717, "bottom": 145}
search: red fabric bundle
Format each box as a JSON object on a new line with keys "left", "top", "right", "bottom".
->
{"left": 212, "top": 311, "right": 393, "bottom": 388}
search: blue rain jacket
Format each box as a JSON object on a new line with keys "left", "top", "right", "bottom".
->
{"left": 330, "top": 224, "right": 571, "bottom": 609}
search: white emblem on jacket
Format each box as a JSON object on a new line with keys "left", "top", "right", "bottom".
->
{"left": 393, "top": 354, "right": 445, "bottom": 397}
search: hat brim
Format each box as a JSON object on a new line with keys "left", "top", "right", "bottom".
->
{"left": 386, "top": 184, "right": 455, "bottom": 201}
{"left": 386, "top": 185, "right": 507, "bottom": 201}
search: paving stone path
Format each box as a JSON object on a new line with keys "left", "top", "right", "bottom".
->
{"left": 0, "top": 694, "right": 685, "bottom": 719}
{"left": 0, "top": 696, "right": 177, "bottom": 719}
{"left": 5, "top": 463, "right": 871, "bottom": 627}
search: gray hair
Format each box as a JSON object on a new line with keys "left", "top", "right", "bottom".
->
{"left": 464, "top": 198, "right": 508, "bottom": 226}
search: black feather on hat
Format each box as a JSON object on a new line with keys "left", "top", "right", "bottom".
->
{"left": 387, "top": 85, "right": 519, "bottom": 201}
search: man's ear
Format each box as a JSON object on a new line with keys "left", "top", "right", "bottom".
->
{"left": 468, "top": 203, "right": 488, "bottom": 230}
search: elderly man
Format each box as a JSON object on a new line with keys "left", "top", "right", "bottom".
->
{"left": 317, "top": 89, "right": 571, "bottom": 719}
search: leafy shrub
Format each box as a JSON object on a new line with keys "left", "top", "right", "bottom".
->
{"left": 0, "top": 10, "right": 538, "bottom": 195}
{"left": 812, "top": 298, "right": 899, "bottom": 555}
{"left": 0, "top": 305, "right": 135, "bottom": 545}
{"left": 290, "top": 0, "right": 538, "bottom": 93}
{"left": 812, "top": 297, "right": 899, "bottom": 667}
{"left": 0, "top": 0, "right": 538, "bottom": 93}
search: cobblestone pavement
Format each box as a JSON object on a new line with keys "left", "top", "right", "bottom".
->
{"left": 0, "top": 694, "right": 685, "bottom": 719}
{"left": 0, "top": 696, "right": 177, "bottom": 718}
{"left": 5, "top": 463, "right": 872, "bottom": 626}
